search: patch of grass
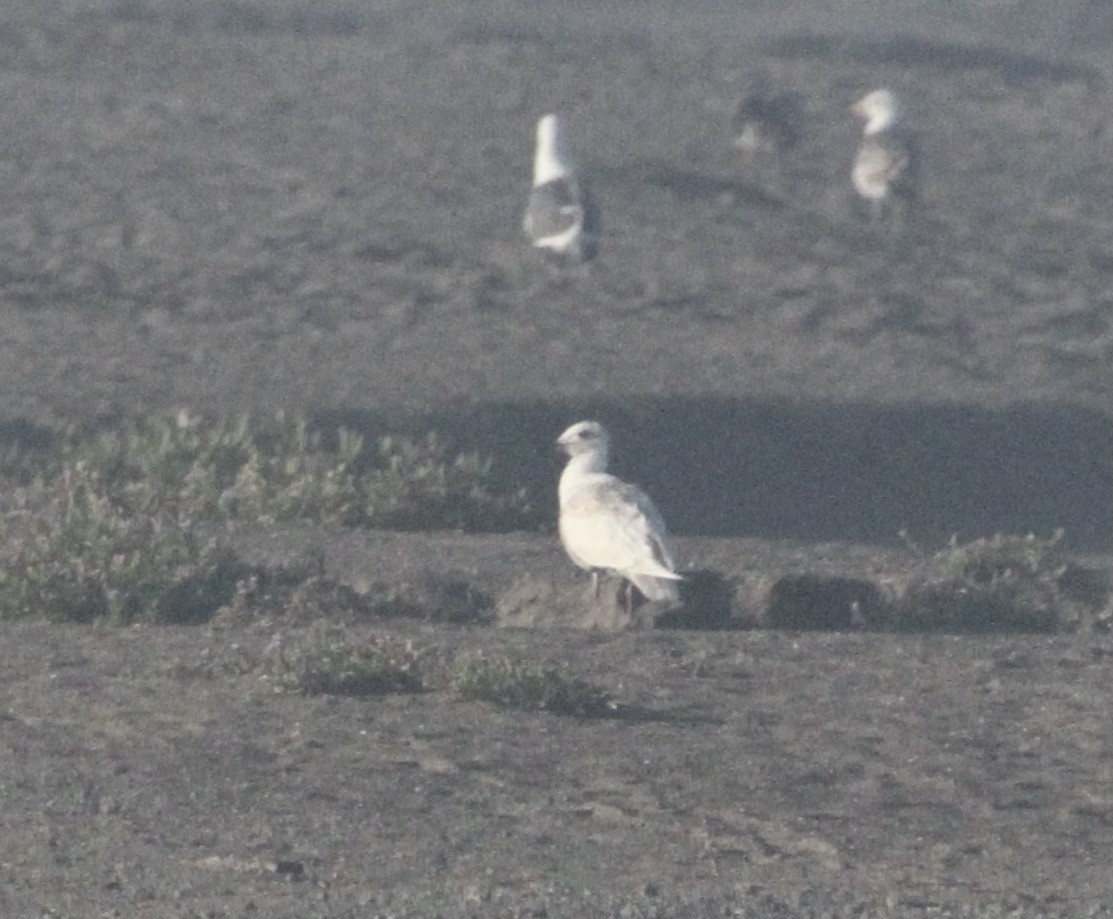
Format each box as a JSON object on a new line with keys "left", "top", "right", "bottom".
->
{"left": 357, "top": 575, "right": 493, "bottom": 625}
{"left": 362, "top": 433, "right": 530, "bottom": 531}
{"left": 933, "top": 531, "right": 1066, "bottom": 585}
{"left": 209, "top": 565, "right": 380, "bottom": 630}
{"left": 888, "top": 532, "right": 1071, "bottom": 632}
{"left": 0, "top": 434, "right": 505, "bottom": 625}
{"left": 0, "top": 411, "right": 533, "bottom": 532}
{"left": 263, "top": 621, "right": 423, "bottom": 696}
{"left": 0, "top": 463, "right": 245, "bottom": 623}
{"left": 449, "top": 652, "right": 614, "bottom": 716}
{"left": 0, "top": 412, "right": 531, "bottom": 620}
{"left": 209, "top": 562, "right": 492, "bottom": 630}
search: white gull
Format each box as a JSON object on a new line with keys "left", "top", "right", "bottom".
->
{"left": 556, "top": 421, "right": 681, "bottom": 608}
{"left": 851, "top": 88, "right": 918, "bottom": 224}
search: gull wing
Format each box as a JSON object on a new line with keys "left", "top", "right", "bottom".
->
{"left": 559, "top": 475, "right": 678, "bottom": 581}
{"left": 523, "top": 177, "right": 600, "bottom": 261}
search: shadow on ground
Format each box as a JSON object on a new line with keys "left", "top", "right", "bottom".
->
{"left": 325, "top": 396, "right": 1111, "bottom": 551}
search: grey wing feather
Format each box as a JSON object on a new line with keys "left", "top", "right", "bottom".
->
{"left": 524, "top": 179, "right": 579, "bottom": 239}
{"left": 610, "top": 482, "right": 681, "bottom": 602}
{"left": 523, "top": 177, "right": 600, "bottom": 261}
{"left": 891, "top": 126, "right": 920, "bottom": 201}
{"left": 612, "top": 481, "right": 676, "bottom": 572}
{"left": 579, "top": 185, "right": 601, "bottom": 256}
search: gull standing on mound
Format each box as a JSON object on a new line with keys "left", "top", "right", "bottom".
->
{"left": 556, "top": 421, "right": 681, "bottom": 609}
{"left": 523, "top": 114, "right": 600, "bottom": 263}
{"left": 851, "top": 89, "right": 918, "bottom": 224}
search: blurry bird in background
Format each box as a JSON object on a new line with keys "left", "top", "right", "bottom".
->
{"left": 731, "top": 77, "right": 802, "bottom": 163}
{"left": 851, "top": 88, "right": 919, "bottom": 228}
{"left": 523, "top": 114, "right": 601, "bottom": 264}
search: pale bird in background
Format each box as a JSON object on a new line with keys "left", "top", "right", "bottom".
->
{"left": 851, "top": 88, "right": 918, "bottom": 224}
{"left": 556, "top": 421, "right": 681, "bottom": 610}
{"left": 523, "top": 114, "right": 600, "bottom": 263}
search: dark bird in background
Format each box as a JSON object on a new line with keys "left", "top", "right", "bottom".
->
{"left": 731, "top": 79, "right": 803, "bottom": 161}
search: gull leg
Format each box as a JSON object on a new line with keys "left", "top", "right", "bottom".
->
{"left": 591, "top": 570, "right": 600, "bottom": 600}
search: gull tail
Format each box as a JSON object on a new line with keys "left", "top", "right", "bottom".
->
{"left": 629, "top": 573, "right": 682, "bottom": 604}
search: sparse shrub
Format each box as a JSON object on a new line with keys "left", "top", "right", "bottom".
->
{"left": 66, "top": 411, "right": 261, "bottom": 521}
{"left": 450, "top": 652, "right": 613, "bottom": 716}
{"left": 0, "top": 411, "right": 532, "bottom": 532}
{"left": 363, "top": 433, "right": 531, "bottom": 531}
{"left": 0, "top": 418, "right": 505, "bottom": 623}
{"left": 264, "top": 622, "right": 423, "bottom": 696}
{"left": 354, "top": 575, "right": 493, "bottom": 624}
{"left": 0, "top": 463, "right": 242, "bottom": 623}
{"left": 208, "top": 563, "right": 491, "bottom": 630}
{"left": 933, "top": 531, "right": 1066, "bottom": 586}
{"left": 887, "top": 532, "right": 1069, "bottom": 632}
{"left": 211, "top": 567, "right": 384, "bottom": 630}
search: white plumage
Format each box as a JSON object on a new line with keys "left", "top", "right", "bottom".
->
{"left": 523, "top": 114, "right": 600, "bottom": 263}
{"left": 851, "top": 89, "right": 918, "bottom": 223}
{"left": 556, "top": 421, "right": 681, "bottom": 607}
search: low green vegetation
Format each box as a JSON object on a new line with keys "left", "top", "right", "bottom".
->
{"left": 209, "top": 565, "right": 376, "bottom": 630}
{"left": 0, "top": 461, "right": 245, "bottom": 622}
{"left": 449, "top": 652, "right": 615, "bottom": 716}
{"left": 2, "top": 411, "right": 532, "bottom": 531}
{"left": 260, "top": 624, "right": 616, "bottom": 714}
{"left": 263, "top": 621, "right": 422, "bottom": 696}
{"left": 933, "top": 530, "right": 1066, "bottom": 584}
{"left": 0, "top": 411, "right": 530, "bottom": 623}
{"left": 888, "top": 531, "right": 1077, "bottom": 632}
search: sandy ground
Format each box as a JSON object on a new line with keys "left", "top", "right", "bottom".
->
{"left": 0, "top": 0, "right": 1111, "bottom": 915}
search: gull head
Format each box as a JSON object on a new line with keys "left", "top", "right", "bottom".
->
{"left": 557, "top": 420, "right": 610, "bottom": 463}
{"left": 852, "top": 89, "right": 900, "bottom": 135}
{"left": 533, "top": 113, "right": 575, "bottom": 186}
